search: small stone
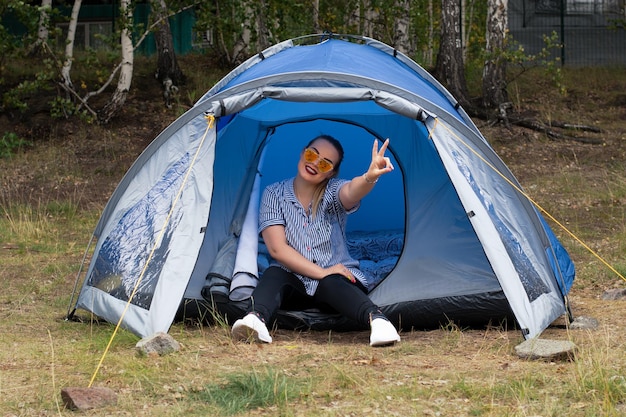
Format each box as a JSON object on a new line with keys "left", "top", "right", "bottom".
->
{"left": 136, "top": 331, "right": 181, "bottom": 356}
{"left": 570, "top": 316, "right": 599, "bottom": 330}
{"left": 601, "top": 288, "right": 626, "bottom": 300}
{"left": 61, "top": 387, "right": 117, "bottom": 411}
{"left": 515, "top": 338, "right": 577, "bottom": 361}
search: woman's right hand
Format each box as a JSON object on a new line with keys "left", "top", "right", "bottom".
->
{"left": 324, "top": 264, "right": 356, "bottom": 283}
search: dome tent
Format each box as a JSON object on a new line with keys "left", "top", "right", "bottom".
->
{"left": 68, "top": 34, "right": 575, "bottom": 340}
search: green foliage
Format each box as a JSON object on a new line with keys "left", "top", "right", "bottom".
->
{"left": 607, "top": 18, "right": 626, "bottom": 30}
{"left": 195, "top": 367, "right": 308, "bottom": 415}
{"left": 49, "top": 96, "right": 95, "bottom": 123}
{"left": 0, "top": 0, "right": 573, "bottom": 123}
{"left": 0, "top": 0, "right": 488, "bottom": 120}
{"left": 0, "top": 132, "right": 31, "bottom": 158}
{"left": 505, "top": 31, "right": 567, "bottom": 95}
{"left": 192, "top": 0, "right": 487, "bottom": 68}
{"left": 1, "top": 0, "right": 41, "bottom": 39}
{"left": 181, "top": 0, "right": 566, "bottom": 105}
{"left": 1, "top": 55, "right": 56, "bottom": 114}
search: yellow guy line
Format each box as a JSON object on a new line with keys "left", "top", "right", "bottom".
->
{"left": 430, "top": 118, "right": 625, "bottom": 283}
{"left": 88, "top": 114, "right": 216, "bottom": 388}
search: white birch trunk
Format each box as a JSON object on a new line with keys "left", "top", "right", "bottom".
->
{"left": 461, "top": 0, "right": 476, "bottom": 62}
{"left": 393, "top": 0, "right": 412, "bottom": 55}
{"left": 99, "top": 0, "right": 134, "bottom": 124}
{"left": 37, "top": 0, "right": 52, "bottom": 45}
{"left": 61, "top": 0, "right": 82, "bottom": 89}
{"left": 231, "top": 1, "right": 253, "bottom": 64}
{"left": 483, "top": 0, "right": 509, "bottom": 108}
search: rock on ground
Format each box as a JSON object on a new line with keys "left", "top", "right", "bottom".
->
{"left": 515, "top": 338, "right": 577, "bottom": 361}
{"left": 135, "top": 331, "right": 181, "bottom": 356}
{"left": 570, "top": 316, "right": 599, "bottom": 330}
{"left": 60, "top": 387, "right": 118, "bottom": 411}
{"left": 601, "top": 288, "right": 626, "bottom": 300}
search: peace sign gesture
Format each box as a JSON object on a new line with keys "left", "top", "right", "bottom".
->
{"left": 364, "top": 138, "right": 394, "bottom": 184}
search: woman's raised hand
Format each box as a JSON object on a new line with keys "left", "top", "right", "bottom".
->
{"left": 367, "top": 138, "right": 394, "bottom": 182}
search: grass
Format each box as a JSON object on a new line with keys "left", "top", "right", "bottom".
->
{"left": 1, "top": 65, "right": 626, "bottom": 415}
{"left": 194, "top": 367, "right": 309, "bottom": 415}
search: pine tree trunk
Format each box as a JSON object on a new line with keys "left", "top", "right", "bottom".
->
{"left": 434, "top": 0, "right": 471, "bottom": 108}
{"left": 482, "top": 0, "right": 509, "bottom": 109}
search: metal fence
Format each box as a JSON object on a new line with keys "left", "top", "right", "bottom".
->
{"left": 509, "top": 0, "right": 626, "bottom": 66}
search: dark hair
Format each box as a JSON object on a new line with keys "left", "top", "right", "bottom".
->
{"left": 305, "top": 134, "right": 344, "bottom": 177}
{"left": 306, "top": 134, "right": 344, "bottom": 218}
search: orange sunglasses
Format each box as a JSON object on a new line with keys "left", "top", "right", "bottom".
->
{"left": 303, "top": 147, "right": 334, "bottom": 173}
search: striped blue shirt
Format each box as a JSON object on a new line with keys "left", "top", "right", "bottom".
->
{"left": 258, "top": 177, "right": 367, "bottom": 295}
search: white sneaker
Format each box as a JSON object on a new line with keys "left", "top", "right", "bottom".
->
{"left": 232, "top": 313, "right": 273, "bottom": 343}
{"left": 369, "top": 318, "right": 400, "bottom": 347}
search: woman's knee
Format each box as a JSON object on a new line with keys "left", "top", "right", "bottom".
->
{"left": 316, "top": 274, "right": 345, "bottom": 291}
{"left": 317, "top": 273, "right": 367, "bottom": 294}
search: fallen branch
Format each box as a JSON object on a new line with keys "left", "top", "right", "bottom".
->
{"left": 546, "top": 121, "right": 604, "bottom": 133}
{"left": 469, "top": 104, "right": 605, "bottom": 145}
{"left": 512, "top": 118, "right": 604, "bottom": 144}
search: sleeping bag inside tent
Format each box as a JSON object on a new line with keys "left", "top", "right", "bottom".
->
{"left": 69, "top": 34, "right": 575, "bottom": 340}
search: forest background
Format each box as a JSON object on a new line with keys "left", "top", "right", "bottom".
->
{"left": 1, "top": 0, "right": 533, "bottom": 126}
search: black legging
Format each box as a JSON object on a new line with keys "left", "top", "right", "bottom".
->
{"left": 248, "top": 266, "right": 381, "bottom": 326}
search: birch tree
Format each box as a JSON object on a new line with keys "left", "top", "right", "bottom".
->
{"left": 362, "top": 1, "right": 378, "bottom": 38}
{"left": 234, "top": 0, "right": 272, "bottom": 52}
{"left": 230, "top": 1, "right": 254, "bottom": 65}
{"left": 312, "top": 0, "right": 320, "bottom": 32}
{"left": 60, "top": 0, "right": 82, "bottom": 90}
{"left": 99, "top": 0, "right": 134, "bottom": 124}
{"left": 482, "top": 0, "right": 508, "bottom": 109}
{"left": 29, "top": 0, "right": 52, "bottom": 54}
{"left": 393, "top": 0, "right": 413, "bottom": 55}
{"left": 151, "top": 0, "right": 185, "bottom": 108}
{"left": 255, "top": 0, "right": 271, "bottom": 50}
{"left": 434, "top": 0, "right": 471, "bottom": 108}
{"left": 425, "top": 0, "right": 435, "bottom": 66}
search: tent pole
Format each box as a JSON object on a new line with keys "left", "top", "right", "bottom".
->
{"left": 65, "top": 233, "right": 96, "bottom": 320}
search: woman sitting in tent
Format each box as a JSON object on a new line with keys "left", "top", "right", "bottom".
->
{"left": 231, "top": 134, "right": 401, "bottom": 347}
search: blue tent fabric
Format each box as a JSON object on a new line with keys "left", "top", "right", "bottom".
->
{"left": 219, "top": 39, "right": 460, "bottom": 120}
{"left": 72, "top": 35, "right": 574, "bottom": 339}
